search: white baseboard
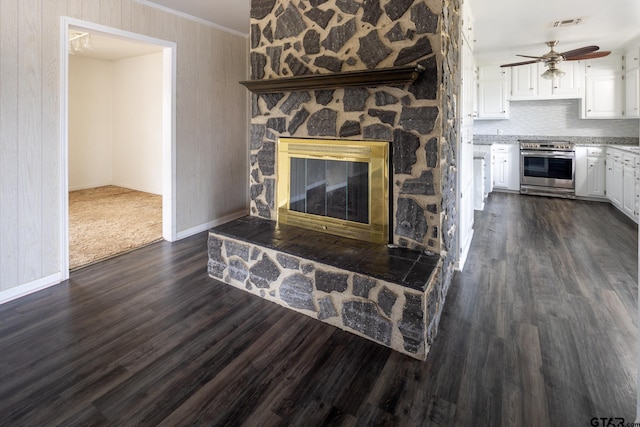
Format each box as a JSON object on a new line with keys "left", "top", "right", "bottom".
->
{"left": 69, "top": 183, "right": 111, "bottom": 191}
{"left": 176, "top": 209, "right": 249, "bottom": 240}
{"left": 455, "top": 229, "right": 474, "bottom": 271}
{"left": 0, "top": 210, "right": 249, "bottom": 306}
{"left": 0, "top": 273, "right": 63, "bottom": 305}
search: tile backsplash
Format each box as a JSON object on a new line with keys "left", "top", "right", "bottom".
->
{"left": 473, "top": 99, "right": 640, "bottom": 137}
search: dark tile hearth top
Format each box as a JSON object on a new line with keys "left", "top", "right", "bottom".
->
{"left": 211, "top": 216, "right": 440, "bottom": 291}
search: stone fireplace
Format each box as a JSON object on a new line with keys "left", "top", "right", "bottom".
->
{"left": 208, "top": 0, "right": 461, "bottom": 360}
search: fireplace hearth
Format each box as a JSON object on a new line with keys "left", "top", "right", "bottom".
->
{"left": 208, "top": 216, "right": 443, "bottom": 360}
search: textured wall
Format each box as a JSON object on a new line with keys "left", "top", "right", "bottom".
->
{"left": 248, "top": 0, "right": 451, "bottom": 253}
{"left": 474, "top": 99, "right": 640, "bottom": 137}
{"left": 68, "top": 56, "right": 115, "bottom": 190}
{"left": 0, "top": 0, "right": 247, "bottom": 294}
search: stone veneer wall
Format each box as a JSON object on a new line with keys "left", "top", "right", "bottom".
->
{"left": 249, "top": 0, "right": 459, "bottom": 253}
{"left": 243, "top": 0, "right": 461, "bottom": 356}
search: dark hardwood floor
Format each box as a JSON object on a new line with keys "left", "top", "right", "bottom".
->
{"left": 0, "top": 193, "right": 636, "bottom": 426}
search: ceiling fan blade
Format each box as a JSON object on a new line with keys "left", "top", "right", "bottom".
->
{"left": 561, "top": 45, "right": 599, "bottom": 59}
{"left": 565, "top": 51, "right": 611, "bottom": 61}
{"left": 500, "top": 59, "right": 540, "bottom": 67}
{"left": 516, "top": 54, "right": 544, "bottom": 59}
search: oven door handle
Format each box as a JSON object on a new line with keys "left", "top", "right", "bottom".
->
{"left": 520, "top": 150, "right": 575, "bottom": 158}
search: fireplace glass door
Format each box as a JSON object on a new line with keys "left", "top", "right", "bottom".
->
{"left": 277, "top": 137, "right": 389, "bottom": 244}
{"left": 290, "top": 158, "right": 369, "bottom": 224}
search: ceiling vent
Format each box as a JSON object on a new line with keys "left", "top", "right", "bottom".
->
{"left": 550, "top": 17, "right": 585, "bottom": 28}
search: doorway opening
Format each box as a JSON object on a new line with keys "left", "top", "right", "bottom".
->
{"left": 60, "top": 17, "right": 176, "bottom": 277}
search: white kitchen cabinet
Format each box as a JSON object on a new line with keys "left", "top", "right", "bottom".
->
{"left": 460, "top": 0, "right": 474, "bottom": 47}
{"left": 625, "top": 68, "right": 639, "bottom": 118}
{"left": 477, "top": 80, "right": 509, "bottom": 119}
{"left": 478, "top": 64, "right": 505, "bottom": 80}
{"left": 476, "top": 65, "right": 509, "bottom": 119}
{"left": 623, "top": 163, "right": 636, "bottom": 218}
{"left": 625, "top": 46, "right": 639, "bottom": 71}
{"left": 584, "top": 54, "right": 625, "bottom": 118}
{"left": 575, "top": 146, "right": 606, "bottom": 198}
{"left": 586, "top": 156, "right": 607, "bottom": 198}
{"left": 611, "top": 161, "right": 624, "bottom": 208}
{"left": 584, "top": 73, "right": 625, "bottom": 118}
{"left": 493, "top": 152, "right": 509, "bottom": 188}
{"left": 511, "top": 62, "right": 584, "bottom": 99}
{"left": 546, "top": 61, "right": 584, "bottom": 97}
{"left": 492, "top": 144, "right": 519, "bottom": 191}
{"left": 636, "top": 172, "right": 640, "bottom": 221}
{"left": 474, "top": 144, "right": 493, "bottom": 195}
{"left": 510, "top": 63, "right": 538, "bottom": 98}
{"left": 621, "top": 153, "right": 638, "bottom": 221}
{"left": 606, "top": 149, "right": 624, "bottom": 209}
{"left": 473, "top": 154, "right": 485, "bottom": 210}
{"left": 585, "top": 54, "right": 624, "bottom": 74}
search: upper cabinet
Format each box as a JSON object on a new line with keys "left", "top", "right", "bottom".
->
{"left": 460, "top": 0, "right": 474, "bottom": 47}
{"left": 475, "top": 49, "right": 639, "bottom": 121}
{"left": 625, "top": 68, "right": 639, "bottom": 118}
{"left": 510, "top": 62, "right": 584, "bottom": 100}
{"left": 625, "top": 46, "right": 640, "bottom": 70}
{"left": 625, "top": 45, "right": 640, "bottom": 118}
{"left": 510, "top": 63, "right": 538, "bottom": 98}
{"left": 583, "top": 53, "right": 625, "bottom": 118}
{"left": 540, "top": 61, "right": 584, "bottom": 97}
{"left": 585, "top": 54, "right": 624, "bottom": 74}
{"left": 476, "top": 65, "right": 509, "bottom": 119}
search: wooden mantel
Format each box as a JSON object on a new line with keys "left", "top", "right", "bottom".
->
{"left": 240, "top": 65, "right": 425, "bottom": 94}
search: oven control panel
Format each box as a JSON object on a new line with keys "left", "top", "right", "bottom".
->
{"left": 520, "top": 141, "right": 574, "bottom": 151}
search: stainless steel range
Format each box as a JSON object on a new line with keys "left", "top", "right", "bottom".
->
{"left": 519, "top": 140, "right": 575, "bottom": 198}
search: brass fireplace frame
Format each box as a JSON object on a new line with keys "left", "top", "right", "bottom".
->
{"left": 277, "top": 137, "right": 389, "bottom": 244}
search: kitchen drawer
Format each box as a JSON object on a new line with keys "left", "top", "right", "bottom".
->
{"left": 492, "top": 146, "right": 511, "bottom": 153}
{"left": 607, "top": 150, "right": 622, "bottom": 161}
{"left": 587, "top": 147, "right": 604, "bottom": 157}
{"left": 623, "top": 154, "right": 637, "bottom": 166}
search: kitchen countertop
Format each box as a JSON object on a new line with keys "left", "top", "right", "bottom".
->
{"left": 474, "top": 135, "right": 639, "bottom": 146}
{"left": 473, "top": 138, "right": 640, "bottom": 155}
{"left": 605, "top": 145, "right": 640, "bottom": 154}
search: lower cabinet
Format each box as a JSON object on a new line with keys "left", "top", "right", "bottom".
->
{"left": 606, "top": 152, "right": 624, "bottom": 209}
{"left": 604, "top": 147, "right": 637, "bottom": 222}
{"left": 623, "top": 164, "right": 635, "bottom": 217}
{"left": 491, "top": 144, "right": 520, "bottom": 191}
{"left": 576, "top": 147, "right": 606, "bottom": 198}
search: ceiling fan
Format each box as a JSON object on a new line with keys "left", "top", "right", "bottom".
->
{"left": 501, "top": 41, "right": 611, "bottom": 79}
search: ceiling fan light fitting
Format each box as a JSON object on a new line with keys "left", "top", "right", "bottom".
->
{"left": 540, "top": 67, "right": 565, "bottom": 80}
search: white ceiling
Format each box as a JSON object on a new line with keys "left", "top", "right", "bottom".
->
{"left": 471, "top": 0, "right": 640, "bottom": 64}
{"left": 80, "top": 1, "right": 640, "bottom": 65}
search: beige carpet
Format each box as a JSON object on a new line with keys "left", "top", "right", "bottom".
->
{"left": 69, "top": 186, "right": 162, "bottom": 270}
